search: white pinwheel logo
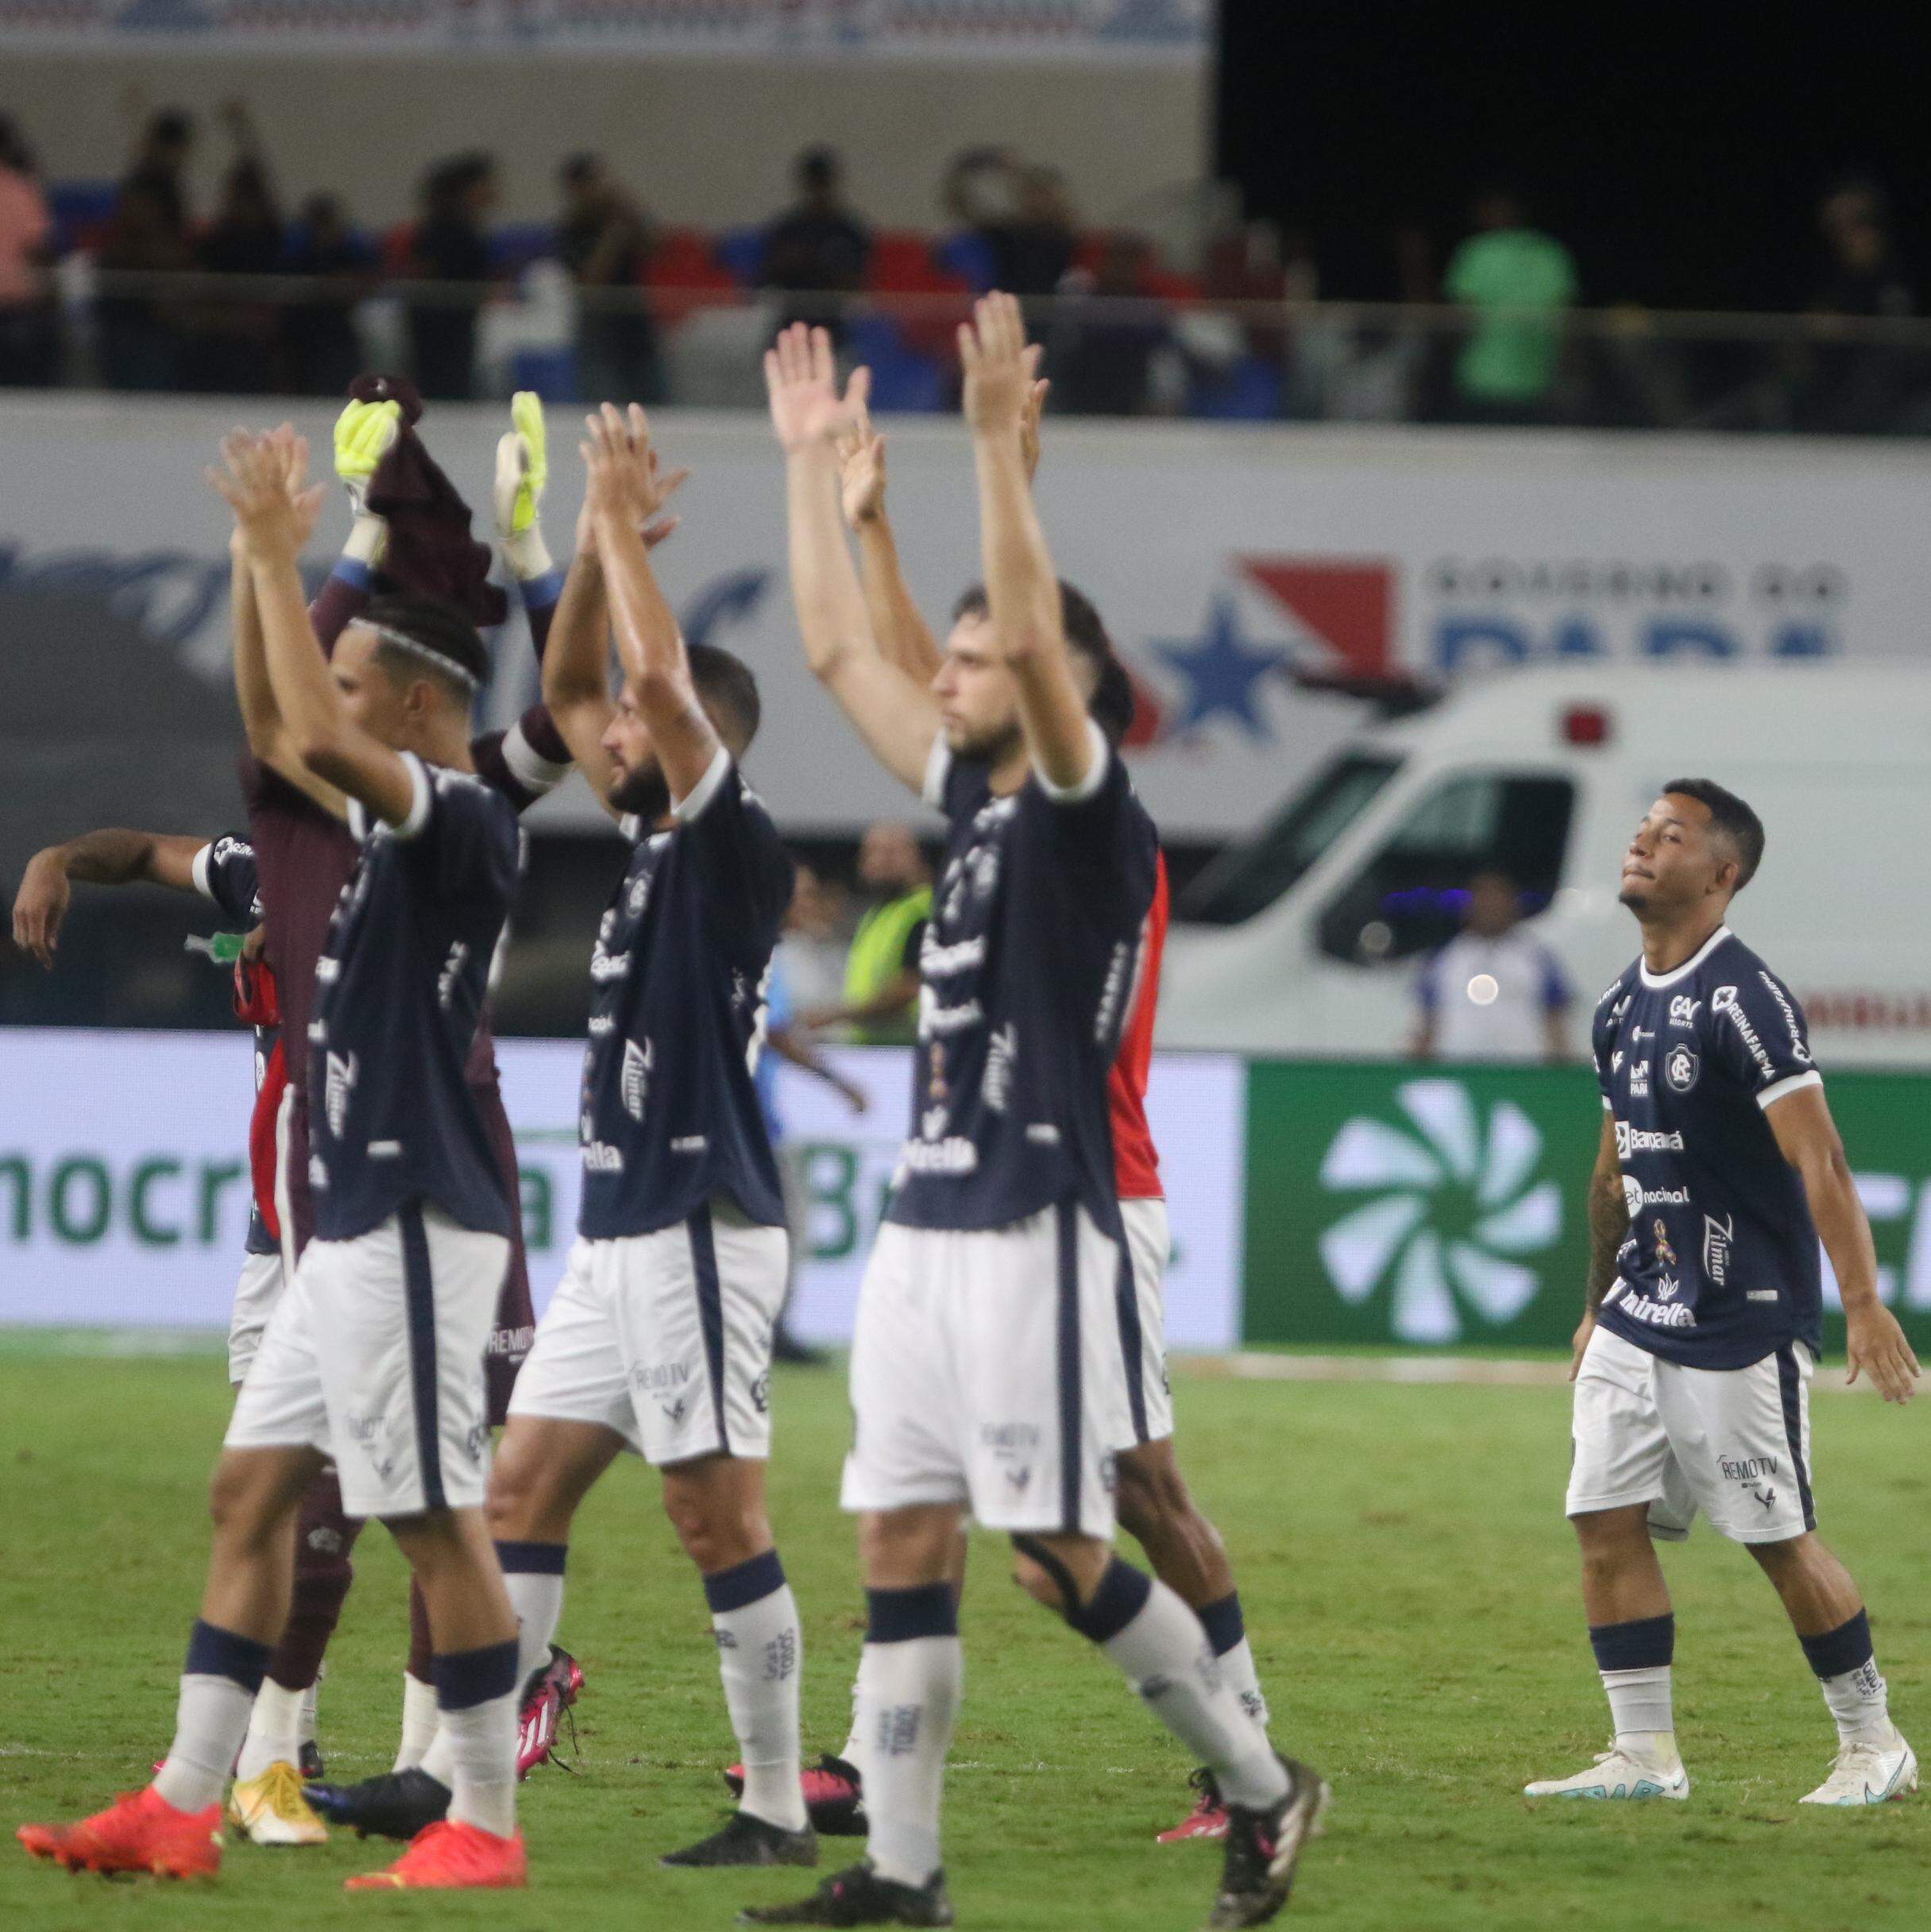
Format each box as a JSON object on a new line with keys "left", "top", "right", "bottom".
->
{"left": 1316, "top": 1080, "right": 1562, "bottom": 1343}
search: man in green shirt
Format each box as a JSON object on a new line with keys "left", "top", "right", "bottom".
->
{"left": 1443, "top": 189, "right": 1578, "bottom": 421}
{"left": 807, "top": 821, "right": 931, "bottom": 1045}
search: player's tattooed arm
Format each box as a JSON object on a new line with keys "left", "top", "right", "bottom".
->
{"left": 1767, "top": 1084, "right": 1921, "bottom": 1404}
{"left": 1572, "top": 1111, "right": 1624, "bottom": 1379}
{"left": 960, "top": 293, "right": 1093, "bottom": 794}
{"left": 766, "top": 324, "right": 937, "bottom": 793}
{"left": 11, "top": 830, "right": 207, "bottom": 968}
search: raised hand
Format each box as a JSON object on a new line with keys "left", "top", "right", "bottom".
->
{"left": 493, "top": 389, "right": 549, "bottom": 542}
{"left": 765, "top": 322, "right": 865, "bottom": 454}
{"left": 332, "top": 398, "right": 401, "bottom": 517}
{"left": 959, "top": 291, "right": 1044, "bottom": 439}
{"left": 579, "top": 402, "right": 689, "bottom": 547}
{"left": 208, "top": 425, "right": 326, "bottom": 563}
{"left": 833, "top": 366, "right": 887, "bottom": 527}
{"left": 1018, "top": 366, "right": 1050, "bottom": 483}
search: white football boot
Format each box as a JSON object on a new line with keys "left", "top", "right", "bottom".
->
{"left": 1800, "top": 1731, "right": 1918, "bottom": 1806}
{"left": 1524, "top": 1744, "right": 1690, "bottom": 1800}
{"left": 227, "top": 1760, "right": 330, "bottom": 1845}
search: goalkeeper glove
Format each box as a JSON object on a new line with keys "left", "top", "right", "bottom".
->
{"left": 332, "top": 398, "right": 401, "bottom": 566}
{"left": 494, "top": 389, "right": 554, "bottom": 580}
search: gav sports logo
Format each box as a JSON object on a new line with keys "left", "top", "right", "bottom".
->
{"left": 1315, "top": 1080, "right": 1562, "bottom": 1343}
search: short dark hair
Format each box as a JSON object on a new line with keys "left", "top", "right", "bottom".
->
{"left": 688, "top": 642, "right": 761, "bottom": 752}
{"left": 1662, "top": 777, "right": 1766, "bottom": 891}
{"left": 361, "top": 594, "right": 490, "bottom": 703}
{"left": 798, "top": 145, "right": 840, "bottom": 189}
{"left": 950, "top": 578, "right": 1137, "bottom": 748}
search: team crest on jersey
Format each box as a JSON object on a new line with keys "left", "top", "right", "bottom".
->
{"left": 621, "top": 1038, "right": 653, "bottom": 1122}
{"left": 1665, "top": 1043, "right": 1700, "bottom": 1092}
{"left": 628, "top": 870, "right": 651, "bottom": 918}
{"left": 325, "top": 1051, "right": 358, "bottom": 1139}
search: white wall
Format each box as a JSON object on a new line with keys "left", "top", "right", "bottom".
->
{"left": 4, "top": 51, "right": 1208, "bottom": 231}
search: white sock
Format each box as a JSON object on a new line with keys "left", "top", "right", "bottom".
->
{"left": 708, "top": 1560, "right": 807, "bottom": 1833}
{"left": 234, "top": 1676, "right": 305, "bottom": 1783}
{"left": 299, "top": 1670, "right": 322, "bottom": 1751}
{"left": 394, "top": 1672, "right": 439, "bottom": 1772}
{"left": 504, "top": 1570, "right": 566, "bottom": 1690}
{"left": 1601, "top": 1665, "right": 1677, "bottom": 1761}
{"left": 155, "top": 1675, "right": 257, "bottom": 1813}
{"left": 418, "top": 1721, "right": 454, "bottom": 1791}
{"left": 1820, "top": 1660, "right": 1893, "bottom": 1748}
{"left": 1218, "top": 1638, "right": 1271, "bottom": 1731}
{"left": 840, "top": 1647, "right": 871, "bottom": 1769}
{"left": 434, "top": 1640, "right": 521, "bottom": 1839}
{"left": 859, "top": 1636, "right": 961, "bottom": 1888}
{"left": 1095, "top": 1574, "right": 1287, "bottom": 1811}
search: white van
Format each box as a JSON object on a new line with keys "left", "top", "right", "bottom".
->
{"left": 1158, "top": 664, "right": 1931, "bottom": 1066}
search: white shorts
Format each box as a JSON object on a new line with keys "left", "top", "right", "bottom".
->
{"left": 227, "top": 1249, "right": 287, "bottom": 1388}
{"left": 1116, "top": 1196, "right": 1173, "bottom": 1447}
{"left": 226, "top": 1203, "right": 508, "bottom": 1520}
{"left": 508, "top": 1202, "right": 788, "bottom": 1466}
{"left": 841, "top": 1202, "right": 1133, "bottom": 1539}
{"left": 1567, "top": 1323, "right": 1817, "bottom": 1545}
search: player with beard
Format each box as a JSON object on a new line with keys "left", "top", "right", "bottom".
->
{"left": 21, "top": 427, "right": 528, "bottom": 1890}
{"left": 752, "top": 308, "right": 1326, "bottom": 1930}
{"left": 1527, "top": 781, "right": 1918, "bottom": 1807}
{"left": 728, "top": 351, "right": 1274, "bottom": 1849}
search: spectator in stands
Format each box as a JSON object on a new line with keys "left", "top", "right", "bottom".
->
{"left": 180, "top": 106, "right": 285, "bottom": 393}
{"left": 1800, "top": 176, "right": 1916, "bottom": 433}
{"left": 95, "top": 174, "right": 193, "bottom": 391}
{"left": 993, "top": 164, "right": 1079, "bottom": 299}
{"left": 774, "top": 861, "right": 851, "bottom": 1018}
{"left": 761, "top": 145, "right": 870, "bottom": 335}
{"left": 0, "top": 116, "right": 56, "bottom": 387}
{"left": 1410, "top": 869, "right": 1570, "bottom": 1064}
{"left": 805, "top": 823, "right": 931, "bottom": 1045}
{"left": 283, "top": 192, "right": 377, "bottom": 397}
{"left": 556, "top": 152, "right": 660, "bottom": 404}
{"left": 407, "top": 151, "right": 496, "bottom": 399}
{"left": 120, "top": 106, "right": 196, "bottom": 246}
{"left": 1442, "top": 185, "right": 1577, "bottom": 423}
{"left": 1056, "top": 231, "right": 1172, "bottom": 416}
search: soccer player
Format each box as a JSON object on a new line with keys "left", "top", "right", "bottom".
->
{"left": 755, "top": 351, "right": 1273, "bottom": 1847}
{"left": 19, "top": 426, "right": 528, "bottom": 1889}
{"left": 1527, "top": 780, "right": 1920, "bottom": 1806}
{"left": 439, "top": 400, "right": 812, "bottom": 1870}
{"left": 751, "top": 307, "right": 1325, "bottom": 1930}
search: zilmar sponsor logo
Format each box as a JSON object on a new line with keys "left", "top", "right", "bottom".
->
{"left": 1314, "top": 1079, "right": 1563, "bottom": 1344}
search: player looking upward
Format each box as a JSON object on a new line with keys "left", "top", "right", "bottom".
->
{"left": 20, "top": 426, "right": 529, "bottom": 1891}
{"left": 1527, "top": 781, "right": 1919, "bottom": 1806}
{"left": 751, "top": 307, "right": 1327, "bottom": 1931}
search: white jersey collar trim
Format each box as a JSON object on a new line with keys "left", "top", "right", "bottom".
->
{"left": 1639, "top": 924, "right": 1732, "bottom": 991}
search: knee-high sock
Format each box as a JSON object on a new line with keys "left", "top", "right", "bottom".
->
{"left": 706, "top": 1551, "right": 806, "bottom": 1833}
{"left": 859, "top": 1585, "right": 961, "bottom": 1889}
{"left": 1589, "top": 1615, "right": 1677, "bottom": 1759}
{"left": 234, "top": 1675, "right": 306, "bottom": 1782}
{"left": 434, "top": 1640, "right": 520, "bottom": 1838}
{"left": 154, "top": 1621, "right": 272, "bottom": 1814}
{"left": 395, "top": 1578, "right": 440, "bottom": 1769}
{"left": 1070, "top": 1560, "right": 1287, "bottom": 1811}
{"left": 1197, "top": 1592, "right": 1270, "bottom": 1729}
{"left": 264, "top": 1466, "right": 361, "bottom": 1693}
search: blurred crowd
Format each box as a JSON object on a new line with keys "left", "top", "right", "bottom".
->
{"left": 0, "top": 102, "right": 1926, "bottom": 431}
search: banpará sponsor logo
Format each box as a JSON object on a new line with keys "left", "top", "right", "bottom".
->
{"left": 1616, "top": 1122, "right": 1685, "bottom": 1157}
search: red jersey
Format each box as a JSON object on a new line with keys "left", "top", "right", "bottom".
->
{"left": 1109, "top": 848, "right": 1166, "bottom": 1200}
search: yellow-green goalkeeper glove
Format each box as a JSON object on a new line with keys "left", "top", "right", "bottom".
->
{"left": 333, "top": 398, "right": 401, "bottom": 566}
{"left": 494, "top": 390, "right": 554, "bottom": 578}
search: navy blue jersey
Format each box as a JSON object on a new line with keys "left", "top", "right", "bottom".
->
{"left": 307, "top": 755, "right": 519, "bottom": 1242}
{"left": 577, "top": 749, "right": 793, "bottom": 1238}
{"left": 887, "top": 728, "right": 1159, "bottom": 1235}
{"left": 194, "top": 834, "right": 280, "bottom": 1259}
{"left": 1592, "top": 925, "right": 1823, "bottom": 1369}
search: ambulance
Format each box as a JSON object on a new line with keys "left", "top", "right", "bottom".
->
{"left": 1158, "top": 664, "right": 1931, "bottom": 1065}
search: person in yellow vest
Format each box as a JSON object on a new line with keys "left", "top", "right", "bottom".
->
{"left": 805, "top": 821, "right": 931, "bottom": 1045}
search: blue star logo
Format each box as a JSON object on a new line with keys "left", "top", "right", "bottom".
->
{"left": 1152, "top": 597, "right": 1290, "bottom": 740}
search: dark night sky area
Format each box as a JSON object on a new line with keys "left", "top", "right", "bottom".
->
{"left": 1214, "top": 6, "right": 1931, "bottom": 310}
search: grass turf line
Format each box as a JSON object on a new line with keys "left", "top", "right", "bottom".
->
{"left": 2, "top": 1356, "right": 1928, "bottom": 1931}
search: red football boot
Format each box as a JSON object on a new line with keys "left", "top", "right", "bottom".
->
{"left": 516, "top": 1645, "right": 585, "bottom": 1779}
{"left": 723, "top": 1752, "right": 866, "bottom": 1835}
{"left": 345, "top": 1818, "right": 527, "bottom": 1891}
{"left": 1157, "top": 1768, "right": 1230, "bottom": 1844}
{"left": 19, "top": 1787, "right": 223, "bottom": 1878}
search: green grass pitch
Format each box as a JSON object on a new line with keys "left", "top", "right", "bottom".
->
{"left": 2, "top": 1339, "right": 1929, "bottom": 1931}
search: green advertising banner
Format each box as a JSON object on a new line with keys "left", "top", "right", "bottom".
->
{"left": 1243, "top": 1062, "right": 1931, "bottom": 1352}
